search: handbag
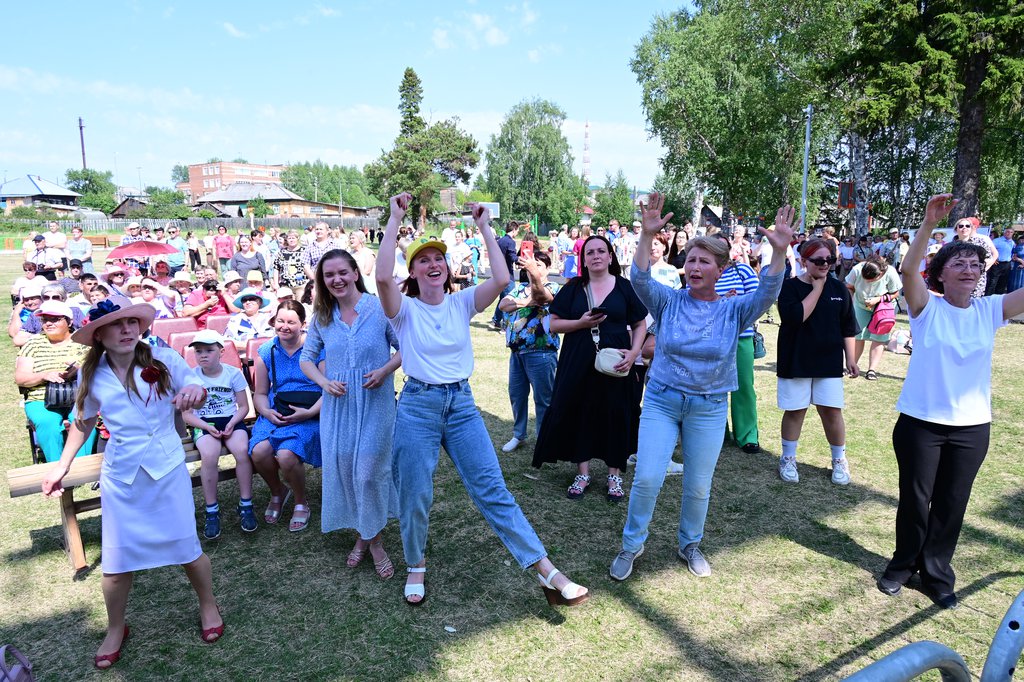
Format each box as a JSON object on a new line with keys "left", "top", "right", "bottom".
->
{"left": 0, "top": 645, "right": 34, "bottom": 682}
{"left": 752, "top": 325, "right": 767, "bottom": 359}
{"left": 44, "top": 379, "right": 78, "bottom": 414}
{"left": 584, "top": 284, "right": 629, "bottom": 378}
{"left": 269, "top": 345, "right": 321, "bottom": 417}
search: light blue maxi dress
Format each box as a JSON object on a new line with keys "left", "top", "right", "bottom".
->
{"left": 302, "top": 294, "right": 400, "bottom": 538}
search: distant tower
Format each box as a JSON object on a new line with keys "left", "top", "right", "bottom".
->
{"left": 582, "top": 120, "right": 591, "bottom": 187}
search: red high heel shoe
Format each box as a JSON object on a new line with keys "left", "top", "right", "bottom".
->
{"left": 94, "top": 625, "right": 129, "bottom": 669}
{"left": 200, "top": 608, "right": 224, "bottom": 643}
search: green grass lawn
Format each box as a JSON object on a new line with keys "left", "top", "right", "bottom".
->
{"left": 1, "top": 252, "right": 1022, "bottom": 681}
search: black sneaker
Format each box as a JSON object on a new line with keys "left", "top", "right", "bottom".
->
{"left": 876, "top": 576, "right": 902, "bottom": 596}
{"left": 238, "top": 504, "right": 258, "bottom": 533}
{"left": 204, "top": 510, "right": 221, "bottom": 540}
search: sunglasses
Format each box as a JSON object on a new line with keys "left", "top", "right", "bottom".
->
{"left": 805, "top": 256, "right": 837, "bottom": 267}
{"left": 40, "top": 316, "right": 67, "bottom": 324}
{"left": 42, "top": 294, "right": 64, "bottom": 301}
{"left": 955, "top": 223, "right": 972, "bottom": 229}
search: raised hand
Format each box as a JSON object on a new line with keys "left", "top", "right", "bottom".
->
{"left": 758, "top": 205, "right": 797, "bottom": 251}
{"left": 639, "top": 192, "right": 674, "bottom": 235}
{"left": 923, "top": 194, "right": 957, "bottom": 227}
{"left": 390, "top": 193, "right": 412, "bottom": 223}
{"left": 471, "top": 203, "right": 492, "bottom": 229}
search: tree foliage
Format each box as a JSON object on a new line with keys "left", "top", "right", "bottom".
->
{"left": 592, "top": 171, "right": 636, "bottom": 227}
{"left": 399, "top": 67, "right": 426, "bottom": 138}
{"left": 65, "top": 168, "right": 117, "bottom": 214}
{"left": 280, "top": 161, "right": 380, "bottom": 207}
{"left": 248, "top": 195, "right": 271, "bottom": 218}
{"left": 232, "top": 157, "right": 249, "bottom": 164}
{"left": 171, "top": 164, "right": 189, "bottom": 185}
{"left": 479, "top": 98, "right": 589, "bottom": 226}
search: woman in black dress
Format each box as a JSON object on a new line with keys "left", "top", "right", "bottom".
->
{"left": 532, "top": 235, "right": 648, "bottom": 502}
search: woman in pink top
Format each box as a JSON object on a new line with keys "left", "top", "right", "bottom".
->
{"left": 212, "top": 226, "right": 236, "bottom": 274}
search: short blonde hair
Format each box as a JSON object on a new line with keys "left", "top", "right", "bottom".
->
{"left": 685, "top": 236, "right": 731, "bottom": 267}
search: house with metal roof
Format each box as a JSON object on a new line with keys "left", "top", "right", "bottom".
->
{"left": 0, "top": 175, "right": 81, "bottom": 215}
{"left": 197, "top": 182, "right": 372, "bottom": 218}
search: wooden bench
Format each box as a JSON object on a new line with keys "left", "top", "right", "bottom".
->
{"left": 7, "top": 435, "right": 241, "bottom": 576}
{"left": 85, "top": 235, "right": 107, "bottom": 248}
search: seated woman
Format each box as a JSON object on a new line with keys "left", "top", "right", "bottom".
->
{"left": 225, "top": 287, "right": 273, "bottom": 352}
{"left": 248, "top": 300, "right": 323, "bottom": 532}
{"left": 15, "top": 300, "right": 96, "bottom": 461}
{"left": 138, "top": 279, "right": 177, "bottom": 319}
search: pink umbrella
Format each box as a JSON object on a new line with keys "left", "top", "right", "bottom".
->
{"left": 107, "top": 240, "right": 179, "bottom": 260}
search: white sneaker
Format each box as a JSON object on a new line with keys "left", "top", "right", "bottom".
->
{"left": 831, "top": 458, "right": 851, "bottom": 486}
{"left": 501, "top": 437, "right": 522, "bottom": 453}
{"left": 779, "top": 457, "right": 799, "bottom": 483}
{"left": 665, "top": 460, "right": 684, "bottom": 476}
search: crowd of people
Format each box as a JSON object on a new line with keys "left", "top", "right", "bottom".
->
{"left": 17, "top": 195, "right": 1024, "bottom": 668}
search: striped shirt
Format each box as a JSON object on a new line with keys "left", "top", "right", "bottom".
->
{"left": 18, "top": 335, "right": 89, "bottom": 402}
{"left": 714, "top": 263, "right": 760, "bottom": 338}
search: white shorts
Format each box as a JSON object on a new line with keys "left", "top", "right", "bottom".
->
{"left": 777, "top": 377, "right": 845, "bottom": 410}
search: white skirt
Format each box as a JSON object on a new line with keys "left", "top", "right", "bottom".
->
{"left": 100, "top": 462, "right": 202, "bottom": 574}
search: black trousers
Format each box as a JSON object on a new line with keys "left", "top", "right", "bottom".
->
{"left": 883, "top": 413, "right": 989, "bottom": 594}
{"left": 986, "top": 261, "right": 1011, "bottom": 295}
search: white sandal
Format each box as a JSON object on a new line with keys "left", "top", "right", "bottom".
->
{"left": 405, "top": 566, "right": 427, "bottom": 606}
{"left": 537, "top": 568, "right": 589, "bottom": 607}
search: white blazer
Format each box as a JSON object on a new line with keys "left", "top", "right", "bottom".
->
{"left": 82, "top": 347, "right": 199, "bottom": 485}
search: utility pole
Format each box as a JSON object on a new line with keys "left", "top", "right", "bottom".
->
{"left": 137, "top": 167, "right": 143, "bottom": 196}
{"left": 800, "top": 104, "right": 813, "bottom": 232}
{"left": 78, "top": 117, "right": 87, "bottom": 169}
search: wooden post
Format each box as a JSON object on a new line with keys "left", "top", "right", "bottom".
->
{"left": 58, "top": 487, "right": 87, "bottom": 573}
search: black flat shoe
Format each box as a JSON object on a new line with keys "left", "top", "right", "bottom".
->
{"left": 876, "top": 577, "right": 902, "bottom": 596}
{"left": 930, "top": 590, "right": 958, "bottom": 610}
{"left": 741, "top": 443, "right": 761, "bottom": 454}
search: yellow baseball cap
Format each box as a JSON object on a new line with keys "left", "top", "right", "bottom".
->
{"left": 405, "top": 237, "right": 447, "bottom": 263}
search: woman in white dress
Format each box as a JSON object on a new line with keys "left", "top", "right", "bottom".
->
{"left": 40, "top": 296, "right": 222, "bottom": 669}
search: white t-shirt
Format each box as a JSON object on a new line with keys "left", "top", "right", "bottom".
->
{"left": 387, "top": 289, "right": 479, "bottom": 383}
{"left": 192, "top": 364, "right": 247, "bottom": 420}
{"left": 896, "top": 294, "right": 1006, "bottom": 426}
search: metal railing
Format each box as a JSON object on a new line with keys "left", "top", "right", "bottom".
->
{"left": 846, "top": 589, "right": 1024, "bottom": 681}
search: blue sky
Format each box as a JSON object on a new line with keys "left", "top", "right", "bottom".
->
{"left": 1, "top": 1, "right": 687, "bottom": 197}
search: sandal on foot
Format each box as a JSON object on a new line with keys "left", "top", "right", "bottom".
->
{"left": 537, "top": 568, "right": 589, "bottom": 607}
{"left": 607, "top": 474, "right": 625, "bottom": 503}
{"left": 405, "top": 566, "right": 427, "bottom": 606}
{"left": 865, "top": 369, "right": 878, "bottom": 381}
{"left": 264, "top": 489, "right": 292, "bottom": 524}
{"left": 370, "top": 542, "right": 394, "bottom": 580}
{"left": 200, "top": 608, "right": 224, "bottom": 643}
{"left": 566, "top": 474, "right": 591, "bottom": 500}
{"left": 288, "top": 504, "right": 310, "bottom": 533}
{"left": 346, "top": 543, "right": 367, "bottom": 568}
{"left": 94, "top": 625, "right": 130, "bottom": 669}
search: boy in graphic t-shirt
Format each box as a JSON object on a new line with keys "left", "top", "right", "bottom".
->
{"left": 182, "top": 330, "right": 257, "bottom": 539}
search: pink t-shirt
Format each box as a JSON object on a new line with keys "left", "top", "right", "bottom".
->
{"left": 213, "top": 235, "right": 236, "bottom": 260}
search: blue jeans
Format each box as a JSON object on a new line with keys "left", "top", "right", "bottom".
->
{"left": 622, "top": 379, "right": 728, "bottom": 552}
{"left": 508, "top": 350, "right": 557, "bottom": 441}
{"left": 393, "top": 378, "right": 547, "bottom": 568}
{"left": 490, "top": 281, "right": 516, "bottom": 325}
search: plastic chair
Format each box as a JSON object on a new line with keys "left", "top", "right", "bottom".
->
{"left": 151, "top": 316, "right": 198, "bottom": 342}
{"left": 243, "top": 337, "right": 273, "bottom": 389}
{"left": 205, "top": 314, "right": 232, "bottom": 335}
{"left": 168, "top": 331, "right": 199, "bottom": 357}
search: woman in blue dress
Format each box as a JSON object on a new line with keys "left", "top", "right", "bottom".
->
{"left": 1008, "top": 234, "right": 1024, "bottom": 294}
{"left": 301, "top": 250, "right": 402, "bottom": 579}
{"left": 249, "top": 300, "right": 323, "bottom": 532}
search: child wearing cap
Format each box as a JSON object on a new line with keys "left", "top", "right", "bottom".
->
{"left": 181, "top": 330, "right": 256, "bottom": 538}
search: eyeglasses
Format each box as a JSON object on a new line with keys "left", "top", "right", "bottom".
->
{"left": 805, "top": 256, "right": 837, "bottom": 267}
{"left": 944, "top": 260, "right": 983, "bottom": 272}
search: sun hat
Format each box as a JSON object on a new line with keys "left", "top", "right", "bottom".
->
{"left": 20, "top": 283, "right": 44, "bottom": 300}
{"left": 274, "top": 287, "right": 296, "bottom": 300}
{"left": 127, "top": 222, "right": 141, "bottom": 230}
{"left": 927, "top": 243, "right": 943, "bottom": 256}
{"left": 140, "top": 278, "right": 171, "bottom": 296}
{"left": 169, "top": 271, "right": 194, "bottom": 286}
{"left": 222, "top": 270, "right": 242, "bottom": 285}
{"left": 405, "top": 237, "right": 447, "bottom": 264}
{"left": 34, "top": 300, "right": 74, "bottom": 320}
{"left": 100, "top": 265, "right": 126, "bottom": 283}
{"left": 72, "top": 295, "right": 157, "bottom": 347}
{"left": 125, "top": 275, "right": 144, "bottom": 289}
{"left": 233, "top": 287, "right": 271, "bottom": 310}
{"left": 245, "top": 270, "right": 264, "bottom": 282}
{"left": 188, "top": 329, "right": 226, "bottom": 348}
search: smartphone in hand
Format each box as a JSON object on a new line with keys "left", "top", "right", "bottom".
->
{"left": 590, "top": 306, "right": 607, "bottom": 316}
{"left": 520, "top": 240, "right": 534, "bottom": 259}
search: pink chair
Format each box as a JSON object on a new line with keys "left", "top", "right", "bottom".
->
{"left": 205, "top": 314, "right": 232, "bottom": 335}
{"left": 151, "top": 317, "right": 198, "bottom": 342}
{"left": 168, "top": 331, "right": 199, "bottom": 357}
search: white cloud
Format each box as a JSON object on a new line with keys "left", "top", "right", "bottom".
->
{"left": 469, "top": 14, "right": 508, "bottom": 47}
{"left": 521, "top": 2, "right": 538, "bottom": 26}
{"left": 432, "top": 28, "right": 453, "bottom": 50}
{"left": 315, "top": 4, "right": 339, "bottom": 17}
{"left": 222, "top": 22, "right": 247, "bottom": 39}
{"left": 527, "top": 49, "right": 541, "bottom": 63}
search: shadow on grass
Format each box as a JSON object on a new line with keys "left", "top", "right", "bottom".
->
{"left": 986, "top": 487, "right": 1024, "bottom": 528}
{"left": 795, "top": 570, "right": 1024, "bottom": 682}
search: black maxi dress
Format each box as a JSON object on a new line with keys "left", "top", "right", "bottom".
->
{"left": 532, "top": 276, "right": 648, "bottom": 471}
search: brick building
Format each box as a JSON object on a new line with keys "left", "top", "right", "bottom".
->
{"left": 177, "top": 161, "right": 287, "bottom": 202}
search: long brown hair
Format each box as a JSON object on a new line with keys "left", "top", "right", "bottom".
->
{"left": 401, "top": 246, "right": 454, "bottom": 297}
{"left": 313, "top": 249, "right": 366, "bottom": 327}
{"left": 75, "top": 338, "right": 172, "bottom": 415}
